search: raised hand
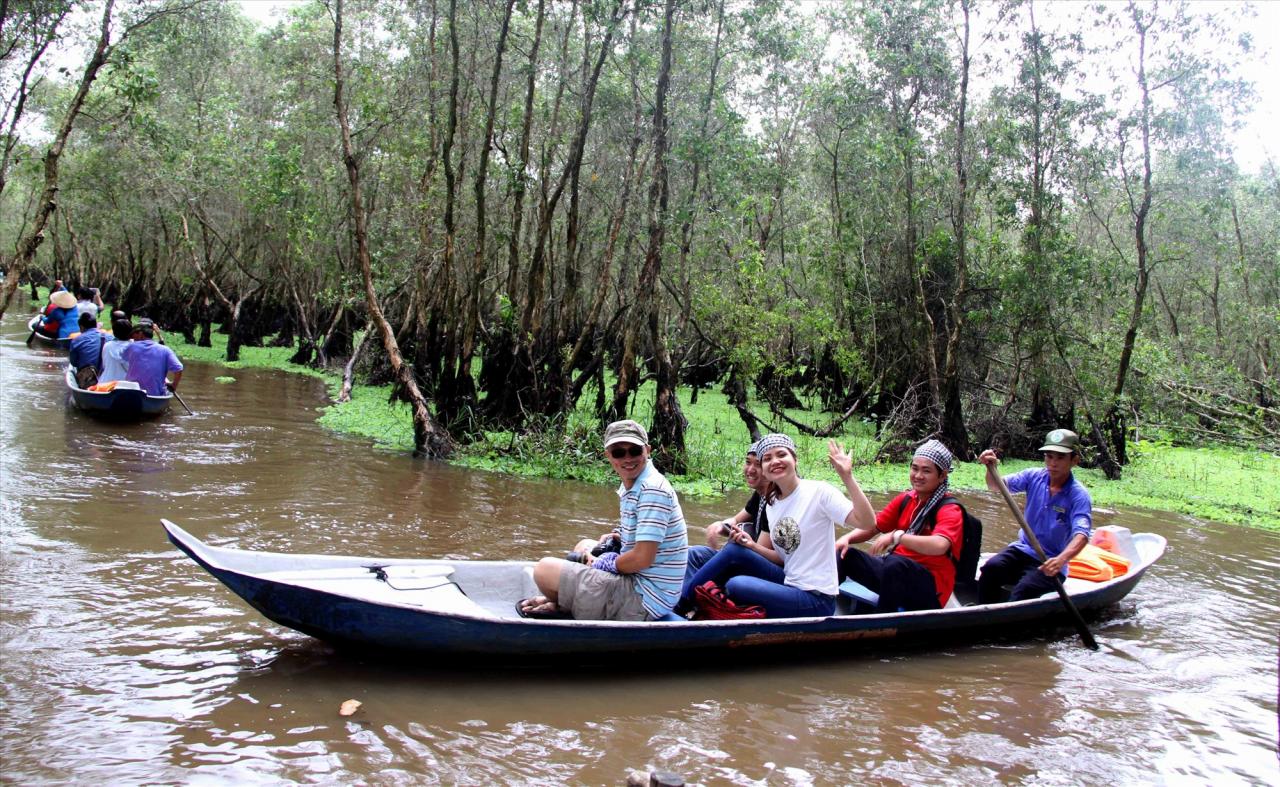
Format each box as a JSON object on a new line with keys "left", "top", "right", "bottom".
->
{"left": 827, "top": 439, "right": 853, "bottom": 477}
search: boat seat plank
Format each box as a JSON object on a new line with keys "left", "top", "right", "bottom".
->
{"left": 258, "top": 564, "right": 497, "bottom": 618}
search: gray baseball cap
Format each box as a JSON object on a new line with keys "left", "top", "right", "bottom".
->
{"left": 603, "top": 419, "right": 648, "bottom": 448}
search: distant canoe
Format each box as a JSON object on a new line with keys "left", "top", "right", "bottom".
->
{"left": 65, "top": 366, "right": 171, "bottom": 419}
{"left": 164, "top": 519, "right": 1167, "bottom": 661}
{"left": 27, "top": 316, "right": 70, "bottom": 350}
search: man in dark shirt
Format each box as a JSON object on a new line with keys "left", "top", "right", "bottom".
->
{"left": 686, "top": 441, "right": 771, "bottom": 577}
{"left": 68, "top": 312, "right": 106, "bottom": 388}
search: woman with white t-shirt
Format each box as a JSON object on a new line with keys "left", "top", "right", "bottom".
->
{"left": 678, "top": 433, "right": 875, "bottom": 618}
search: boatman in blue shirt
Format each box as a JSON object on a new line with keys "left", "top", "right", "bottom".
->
{"left": 976, "top": 429, "right": 1092, "bottom": 603}
{"left": 123, "top": 320, "right": 184, "bottom": 396}
{"left": 518, "top": 419, "right": 688, "bottom": 621}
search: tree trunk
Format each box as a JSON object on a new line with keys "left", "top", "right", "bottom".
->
{"left": 1105, "top": 8, "right": 1157, "bottom": 469}
{"left": 333, "top": 0, "right": 453, "bottom": 458}
{"left": 338, "top": 327, "right": 373, "bottom": 404}
{"left": 0, "top": 0, "right": 114, "bottom": 319}
{"left": 0, "top": 5, "right": 70, "bottom": 202}
{"left": 226, "top": 299, "right": 245, "bottom": 362}
{"left": 640, "top": 0, "right": 687, "bottom": 473}
{"left": 727, "top": 366, "right": 762, "bottom": 444}
{"left": 518, "top": 0, "right": 579, "bottom": 345}
{"left": 451, "top": 0, "right": 514, "bottom": 424}
{"left": 503, "top": 0, "right": 546, "bottom": 302}
{"left": 513, "top": 0, "right": 625, "bottom": 417}
{"left": 197, "top": 292, "right": 212, "bottom": 347}
{"left": 940, "top": 0, "right": 972, "bottom": 456}
{"left": 560, "top": 10, "right": 645, "bottom": 413}
{"left": 179, "top": 213, "right": 256, "bottom": 363}
{"left": 433, "top": 0, "right": 464, "bottom": 419}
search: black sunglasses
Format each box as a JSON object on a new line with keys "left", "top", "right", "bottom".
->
{"left": 608, "top": 444, "right": 645, "bottom": 459}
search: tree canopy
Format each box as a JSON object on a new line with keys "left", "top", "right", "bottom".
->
{"left": 2, "top": 0, "right": 1276, "bottom": 467}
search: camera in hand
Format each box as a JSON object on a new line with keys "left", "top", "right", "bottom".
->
{"left": 593, "top": 534, "right": 622, "bottom": 556}
{"left": 564, "top": 533, "right": 622, "bottom": 564}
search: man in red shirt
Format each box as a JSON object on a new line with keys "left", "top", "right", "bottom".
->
{"left": 832, "top": 439, "right": 963, "bottom": 612}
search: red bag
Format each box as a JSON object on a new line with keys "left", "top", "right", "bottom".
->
{"left": 692, "top": 581, "right": 766, "bottom": 620}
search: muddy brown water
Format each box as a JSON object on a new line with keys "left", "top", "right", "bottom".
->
{"left": 1, "top": 314, "right": 1277, "bottom": 785}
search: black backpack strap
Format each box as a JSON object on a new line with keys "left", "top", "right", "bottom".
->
{"left": 909, "top": 496, "right": 966, "bottom": 563}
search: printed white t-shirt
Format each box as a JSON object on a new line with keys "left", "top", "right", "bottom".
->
{"left": 765, "top": 478, "right": 852, "bottom": 596}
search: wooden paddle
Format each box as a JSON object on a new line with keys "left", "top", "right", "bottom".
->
{"left": 990, "top": 469, "right": 1099, "bottom": 651}
{"left": 25, "top": 314, "right": 43, "bottom": 346}
{"left": 169, "top": 385, "right": 194, "bottom": 415}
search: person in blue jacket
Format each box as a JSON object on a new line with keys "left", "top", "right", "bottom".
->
{"left": 976, "top": 429, "right": 1092, "bottom": 603}
{"left": 37, "top": 289, "right": 80, "bottom": 339}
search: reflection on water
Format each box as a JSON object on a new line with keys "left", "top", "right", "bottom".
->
{"left": 2, "top": 313, "right": 1278, "bottom": 784}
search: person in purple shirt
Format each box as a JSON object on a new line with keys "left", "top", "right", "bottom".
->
{"left": 123, "top": 321, "right": 183, "bottom": 396}
{"left": 976, "top": 429, "right": 1092, "bottom": 603}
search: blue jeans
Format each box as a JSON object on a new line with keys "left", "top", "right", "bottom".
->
{"left": 686, "top": 545, "right": 717, "bottom": 578}
{"left": 681, "top": 542, "right": 836, "bottom": 618}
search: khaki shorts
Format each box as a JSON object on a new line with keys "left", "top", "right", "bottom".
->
{"left": 558, "top": 560, "right": 652, "bottom": 621}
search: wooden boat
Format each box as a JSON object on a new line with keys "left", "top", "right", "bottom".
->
{"left": 65, "top": 366, "right": 171, "bottom": 418}
{"left": 27, "top": 316, "right": 71, "bottom": 350}
{"left": 164, "top": 519, "right": 1166, "bottom": 660}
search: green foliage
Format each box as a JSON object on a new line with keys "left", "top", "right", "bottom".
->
{"left": 166, "top": 333, "right": 1280, "bottom": 531}
{"left": 168, "top": 333, "right": 330, "bottom": 382}
{"left": 6, "top": 0, "right": 1275, "bottom": 534}
{"left": 1084, "top": 441, "right": 1279, "bottom": 531}
{"left": 318, "top": 386, "right": 417, "bottom": 453}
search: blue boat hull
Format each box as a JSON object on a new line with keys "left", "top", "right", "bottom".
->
{"left": 164, "top": 520, "right": 1165, "bottom": 661}
{"left": 66, "top": 368, "right": 171, "bottom": 419}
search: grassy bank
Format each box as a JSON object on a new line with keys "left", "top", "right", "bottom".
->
{"left": 165, "top": 331, "right": 1280, "bottom": 532}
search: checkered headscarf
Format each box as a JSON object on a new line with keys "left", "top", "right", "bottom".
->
{"left": 904, "top": 439, "right": 953, "bottom": 537}
{"left": 913, "top": 439, "right": 953, "bottom": 474}
{"left": 754, "top": 433, "right": 797, "bottom": 458}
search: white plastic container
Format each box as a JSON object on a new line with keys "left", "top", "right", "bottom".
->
{"left": 1091, "top": 525, "right": 1139, "bottom": 563}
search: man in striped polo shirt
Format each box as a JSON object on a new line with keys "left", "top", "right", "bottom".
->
{"left": 518, "top": 419, "right": 688, "bottom": 621}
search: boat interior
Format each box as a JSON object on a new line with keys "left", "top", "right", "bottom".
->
{"left": 256, "top": 534, "right": 1158, "bottom": 622}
